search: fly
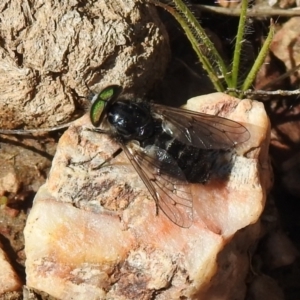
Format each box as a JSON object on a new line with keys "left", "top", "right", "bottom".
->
{"left": 89, "top": 85, "right": 250, "bottom": 228}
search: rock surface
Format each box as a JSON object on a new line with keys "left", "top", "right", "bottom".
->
{"left": 24, "top": 93, "right": 271, "bottom": 299}
{"left": 0, "top": 0, "right": 169, "bottom": 129}
{"left": 0, "top": 245, "right": 22, "bottom": 293}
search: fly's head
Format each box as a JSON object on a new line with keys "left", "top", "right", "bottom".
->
{"left": 89, "top": 85, "right": 123, "bottom": 131}
{"left": 90, "top": 85, "right": 154, "bottom": 141}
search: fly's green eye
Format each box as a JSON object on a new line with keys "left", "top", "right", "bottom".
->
{"left": 98, "top": 86, "right": 115, "bottom": 101}
{"left": 90, "top": 96, "right": 106, "bottom": 127}
{"left": 96, "top": 85, "right": 123, "bottom": 102}
{"left": 90, "top": 85, "right": 123, "bottom": 127}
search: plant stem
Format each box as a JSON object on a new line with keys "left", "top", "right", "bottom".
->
{"left": 230, "top": 0, "right": 248, "bottom": 88}
{"left": 241, "top": 19, "right": 275, "bottom": 92}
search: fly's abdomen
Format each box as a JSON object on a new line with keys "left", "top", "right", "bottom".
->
{"left": 141, "top": 127, "right": 226, "bottom": 183}
{"left": 163, "top": 137, "right": 222, "bottom": 183}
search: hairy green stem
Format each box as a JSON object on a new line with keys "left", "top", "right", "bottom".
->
{"left": 230, "top": 0, "right": 248, "bottom": 88}
{"left": 242, "top": 19, "right": 275, "bottom": 92}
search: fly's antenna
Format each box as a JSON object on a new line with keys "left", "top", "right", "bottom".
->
{"left": 82, "top": 79, "right": 96, "bottom": 102}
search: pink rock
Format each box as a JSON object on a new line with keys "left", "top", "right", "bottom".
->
{"left": 24, "top": 93, "right": 271, "bottom": 299}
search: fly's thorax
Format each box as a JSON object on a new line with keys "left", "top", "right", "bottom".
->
{"left": 107, "top": 99, "right": 155, "bottom": 140}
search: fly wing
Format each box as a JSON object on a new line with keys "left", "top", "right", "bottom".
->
{"left": 153, "top": 104, "right": 250, "bottom": 150}
{"left": 122, "top": 142, "right": 193, "bottom": 228}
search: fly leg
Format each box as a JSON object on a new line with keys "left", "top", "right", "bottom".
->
{"left": 91, "top": 147, "right": 123, "bottom": 170}
{"left": 79, "top": 127, "right": 124, "bottom": 169}
{"left": 67, "top": 147, "right": 123, "bottom": 172}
